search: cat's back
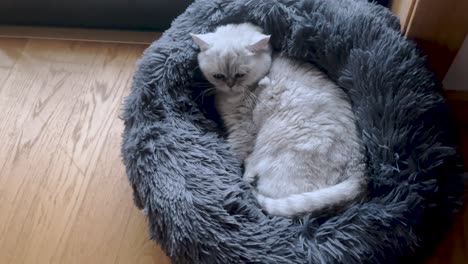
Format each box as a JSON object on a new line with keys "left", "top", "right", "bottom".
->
{"left": 255, "top": 54, "right": 358, "bottom": 156}
{"left": 269, "top": 55, "right": 330, "bottom": 88}
{"left": 249, "top": 55, "right": 366, "bottom": 203}
{"left": 265, "top": 55, "right": 350, "bottom": 114}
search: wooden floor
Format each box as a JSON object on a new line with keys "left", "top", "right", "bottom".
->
{"left": 0, "top": 38, "right": 170, "bottom": 264}
{"left": 0, "top": 37, "right": 465, "bottom": 263}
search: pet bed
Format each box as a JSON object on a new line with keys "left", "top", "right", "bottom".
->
{"left": 121, "top": 0, "right": 465, "bottom": 263}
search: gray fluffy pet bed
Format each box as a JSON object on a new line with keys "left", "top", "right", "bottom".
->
{"left": 121, "top": 0, "right": 465, "bottom": 263}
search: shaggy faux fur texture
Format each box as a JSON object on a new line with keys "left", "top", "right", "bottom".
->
{"left": 121, "top": 0, "right": 465, "bottom": 263}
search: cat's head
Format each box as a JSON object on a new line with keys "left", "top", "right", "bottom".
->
{"left": 191, "top": 23, "right": 272, "bottom": 94}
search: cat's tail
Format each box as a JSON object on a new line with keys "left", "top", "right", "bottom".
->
{"left": 255, "top": 178, "right": 365, "bottom": 217}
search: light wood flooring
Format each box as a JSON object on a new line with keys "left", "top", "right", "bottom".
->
{"left": 0, "top": 37, "right": 465, "bottom": 263}
{"left": 0, "top": 38, "right": 170, "bottom": 264}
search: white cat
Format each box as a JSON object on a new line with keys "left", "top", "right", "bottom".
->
{"left": 191, "top": 24, "right": 271, "bottom": 161}
{"left": 192, "top": 23, "right": 367, "bottom": 217}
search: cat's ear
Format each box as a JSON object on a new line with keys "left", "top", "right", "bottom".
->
{"left": 247, "top": 35, "right": 271, "bottom": 53}
{"left": 190, "top": 33, "right": 211, "bottom": 52}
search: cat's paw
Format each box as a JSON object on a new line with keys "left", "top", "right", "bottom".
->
{"left": 258, "top": 77, "right": 271, "bottom": 88}
{"left": 243, "top": 158, "right": 270, "bottom": 187}
{"left": 243, "top": 169, "right": 259, "bottom": 188}
{"left": 253, "top": 193, "right": 273, "bottom": 215}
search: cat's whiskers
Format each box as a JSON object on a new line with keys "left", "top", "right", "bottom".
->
{"left": 195, "top": 87, "right": 215, "bottom": 104}
{"left": 243, "top": 88, "right": 256, "bottom": 108}
{"left": 247, "top": 90, "right": 273, "bottom": 111}
{"left": 242, "top": 88, "right": 252, "bottom": 106}
{"left": 193, "top": 83, "right": 213, "bottom": 88}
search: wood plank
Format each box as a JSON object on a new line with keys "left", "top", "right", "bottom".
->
{"left": 0, "top": 38, "right": 29, "bottom": 171}
{"left": 0, "top": 26, "right": 160, "bottom": 44}
{"left": 58, "top": 109, "right": 169, "bottom": 264}
{"left": 403, "top": 0, "right": 468, "bottom": 80}
{"left": 0, "top": 39, "right": 101, "bottom": 263}
{"left": 0, "top": 38, "right": 171, "bottom": 264}
{"left": 390, "top": 0, "right": 417, "bottom": 32}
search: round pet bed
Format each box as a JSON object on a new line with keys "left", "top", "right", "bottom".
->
{"left": 121, "top": 0, "right": 465, "bottom": 263}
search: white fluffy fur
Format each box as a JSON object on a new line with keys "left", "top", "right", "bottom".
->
{"left": 192, "top": 23, "right": 367, "bottom": 217}
{"left": 192, "top": 24, "right": 271, "bottom": 94}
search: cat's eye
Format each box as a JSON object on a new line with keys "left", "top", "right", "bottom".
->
{"left": 235, "top": 73, "right": 246, "bottom": 78}
{"left": 213, "top": 74, "right": 225, "bottom": 80}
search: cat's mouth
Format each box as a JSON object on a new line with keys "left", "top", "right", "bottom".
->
{"left": 218, "top": 86, "right": 244, "bottom": 94}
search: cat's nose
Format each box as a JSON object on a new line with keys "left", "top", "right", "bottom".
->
{"left": 226, "top": 79, "right": 235, "bottom": 88}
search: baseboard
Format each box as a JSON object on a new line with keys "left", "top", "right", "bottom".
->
{"left": 0, "top": 25, "right": 160, "bottom": 44}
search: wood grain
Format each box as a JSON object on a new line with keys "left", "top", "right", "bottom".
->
{"left": 0, "top": 26, "right": 160, "bottom": 44}
{"left": 391, "top": 0, "right": 468, "bottom": 81}
{"left": 390, "top": 0, "right": 417, "bottom": 32}
{"left": 0, "top": 37, "right": 171, "bottom": 264}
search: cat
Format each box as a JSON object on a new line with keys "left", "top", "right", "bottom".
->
{"left": 191, "top": 23, "right": 272, "bottom": 161}
{"left": 192, "top": 23, "right": 367, "bottom": 217}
